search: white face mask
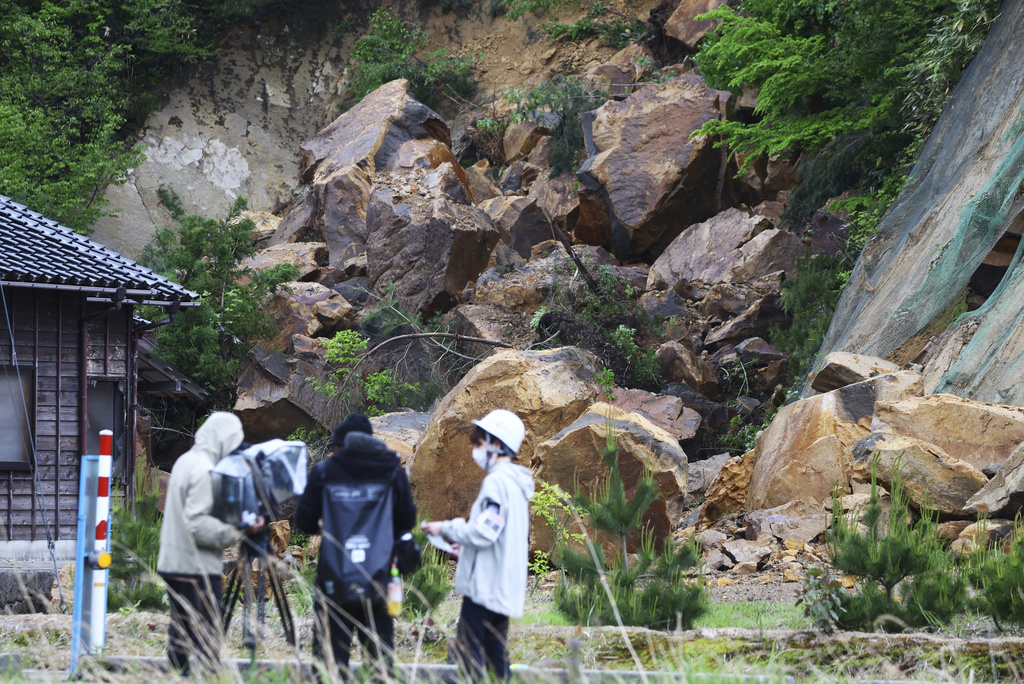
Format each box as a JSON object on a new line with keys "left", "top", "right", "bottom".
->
{"left": 472, "top": 445, "right": 491, "bottom": 470}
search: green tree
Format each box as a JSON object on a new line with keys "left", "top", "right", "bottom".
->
{"left": 139, "top": 192, "right": 298, "bottom": 399}
{"left": 828, "top": 460, "right": 968, "bottom": 631}
{"left": 348, "top": 8, "right": 477, "bottom": 110}
{"left": 554, "top": 421, "right": 705, "bottom": 629}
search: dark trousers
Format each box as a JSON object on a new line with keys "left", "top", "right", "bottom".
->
{"left": 454, "top": 597, "right": 510, "bottom": 682}
{"left": 313, "top": 593, "right": 394, "bottom": 679}
{"left": 162, "top": 574, "right": 223, "bottom": 676}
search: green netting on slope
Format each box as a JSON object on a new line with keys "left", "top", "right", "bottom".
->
{"left": 811, "top": 0, "right": 1024, "bottom": 399}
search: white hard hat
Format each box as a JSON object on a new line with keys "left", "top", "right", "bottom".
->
{"left": 472, "top": 409, "right": 526, "bottom": 455}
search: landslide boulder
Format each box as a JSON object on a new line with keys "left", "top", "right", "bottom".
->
{"left": 812, "top": 352, "right": 902, "bottom": 393}
{"left": 698, "top": 449, "right": 756, "bottom": 529}
{"left": 409, "top": 347, "right": 601, "bottom": 521}
{"left": 745, "top": 371, "right": 924, "bottom": 511}
{"left": 480, "top": 196, "right": 552, "bottom": 259}
{"left": 575, "top": 73, "right": 732, "bottom": 258}
{"left": 533, "top": 403, "right": 688, "bottom": 550}
{"left": 965, "top": 441, "right": 1024, "bottom": 518}
{"left": 656, "top": 340, "right": 717, "bottom": 398}
{"left": 242, "top": 242, "right": 329, "bottom": 282}
{"left": 233, "top": 346, "right": 337, "bottom": 441}
{"left": 873, "top": 394, "right": 1024, "bottom": 472}
{"left": 369, "top": 411, "right": 430, "bottom": 467}
{"left": 647, "top": 208, "right": 803, "bottom": 292}
{"left": 609, "top": 387, "right": 702, "bottom": 442}
{"left": 288, "top": 79, "right": 450, "bottom": 269}
{"left": 663, "top": 0, "right": 729, "bottom": 50}
{"left": 849, "top": 431, "right": 989, "bottom": 516}
{"left": 366, "top": 164, "right": 500, "bottom": 318}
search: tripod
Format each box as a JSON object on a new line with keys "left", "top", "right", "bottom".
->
{"left": 221, "top": 528, "right": 297, "bottom": 662}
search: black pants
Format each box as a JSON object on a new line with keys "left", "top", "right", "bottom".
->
{"left": 162, "top": 574, "right": 223, "bottom": 676}
{"left": 454, "top": 596, "right": 510, "bottom": 682}
{"left": 313, "top": 593, "right": 394, "bottom": 679}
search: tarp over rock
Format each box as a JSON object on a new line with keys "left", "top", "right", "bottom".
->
{"left": 813, "top": 4, "right": 1024, "bottom": 405}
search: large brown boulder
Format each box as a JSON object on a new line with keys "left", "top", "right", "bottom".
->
{"left": 410, "top": 347, "right": 601, "bottom": 521}
{"left": 366, "top": 165, "right": 500, "bottom": 318}
{"left": 464, "top": 160, "right": 502, "bottom": 204}
{"left": 811, "top": 352, "right": 901, "bottom": 393}
{"left": 528, "top": 169, "right": 579, "bottom": 231}
{"left": 745, "top": 371, "right": 924, "bottom": 511}
{"left": 534, "top": 403, "right": 688, "bottom": 551}
{"left": 656, "top": 340, "right": 717, "bottom": 398}
{"left": 664, "top": 0, "right": 728, "bottom": 49}
{"left": 233, "top": 346, "right": 338, "bottom": 441}
{"left": 609, "top": 387, "right": 702, "bottom": 442}
{"left": 574, "top": 73, "right": 732, "bottom": 258}
{"left": 242, "top": 242, "right": 329, "bottom": 282}
{"left": 848, "top": 431, "right": 988, "bottom": 517}
{"left": 647, "top": 208, "right": 803, "bottom": 292}
{"left": 873, "top": 394, "right": 1024, "bottom": 472}
{"left": 264, "top": 288, "right": 323, "bottom": 352}
{"left": 698, "top": 449, "right": 756, "bottom": 529}
{"left": 480, "top": 196, "right": 552, "bottom": 259}
{"left": 289, "top": 79, "right": 450, "bottom": 269}
{"left": 370, "top": 411, "right": 430, "bottom": 468}
{"left": 965, "top": 442, "right": 1024, "bottom": 518}
{"left": 703, "top": 293, "right": 787, "bottom": 348}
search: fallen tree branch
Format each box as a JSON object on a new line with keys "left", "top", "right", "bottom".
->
{"left": 542, "top": 207, "right": 604, "bottom": 298}
{"left": 363, "top": 331, "right": 513, "bottom": 358}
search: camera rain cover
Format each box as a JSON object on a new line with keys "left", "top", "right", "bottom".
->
{"left": 241, "top": 439, "right": 308, "bottom": 506}
{"left": 212, "top": 439, "right": 308, "bottom": 525}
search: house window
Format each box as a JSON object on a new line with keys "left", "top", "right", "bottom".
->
{"left": 0, "top": 366, "right": 33, "bottom": 468}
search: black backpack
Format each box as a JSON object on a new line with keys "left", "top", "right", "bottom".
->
{"left": 318, "top": 471, "right": 396, "bottom": 603}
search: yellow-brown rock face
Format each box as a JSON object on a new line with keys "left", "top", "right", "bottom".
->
{"left": 410, "top": 347, "right": 601, "bottom": 522}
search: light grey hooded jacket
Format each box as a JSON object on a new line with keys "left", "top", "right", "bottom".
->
{"left": 157, "top": 412, "right": 244, "bottom": 577}
{"left": 442, "top": 461, "right": 535, "bottom": 618}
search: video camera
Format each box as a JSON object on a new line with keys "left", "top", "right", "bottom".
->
{"left": 212, "top": 440, "right": 308, "bottom": 528}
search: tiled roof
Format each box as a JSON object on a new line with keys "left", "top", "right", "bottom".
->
{"left": 0, "top": 195, "right": 197, "bottom": 306}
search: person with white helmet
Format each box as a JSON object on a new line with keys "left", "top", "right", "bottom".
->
{"left": 421, "top": 409, "right": 535, "bottom": 682}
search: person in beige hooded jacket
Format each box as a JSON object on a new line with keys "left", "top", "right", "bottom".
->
{"left": 157, "top": 411, "right": 263, "bottom": 675}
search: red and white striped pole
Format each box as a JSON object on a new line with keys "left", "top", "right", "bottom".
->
{"left": 90, "top": 430, "right": 113, "bottom": 647}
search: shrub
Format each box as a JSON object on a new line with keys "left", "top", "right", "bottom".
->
{"left": 348, "top": 8, "right": 478, "bottom": 110}
{"left": 968, "top": 519, "right": 1024, "bottom": 628}
{"left": 553, "top": 422, "right": 706, "bottom": 629}
{"left": 108, "top": 467, "right": 166, "bottom": 613}
{"left": 828, "top": 458, "right": 968, "bottom": 631}
{"left": 404, "top": 525, "right": 453, "bottom": 617}
{"left": 138, "top": 191, "right": 298, "bottom": 399}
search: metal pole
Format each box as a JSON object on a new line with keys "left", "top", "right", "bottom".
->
{"left": 69, "top": 429, "right": 113, "bottom": 677}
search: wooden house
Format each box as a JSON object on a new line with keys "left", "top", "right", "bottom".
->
{"left": 0, "top": 195, "right": 199, "bottom": 544}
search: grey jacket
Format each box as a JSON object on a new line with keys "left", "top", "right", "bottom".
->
{"left": 442, "top": 461, "right": 535, "bottom": 618}
{"left": 157, "top": 412, "right": 244, "bottom": 576}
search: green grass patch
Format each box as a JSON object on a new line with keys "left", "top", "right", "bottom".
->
{"left": 694, "top": 600, "right": 813, "bottom": 632}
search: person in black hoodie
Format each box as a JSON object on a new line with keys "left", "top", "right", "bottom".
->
{"left": 294, "top": 414, "right": 416, "bottom": 678}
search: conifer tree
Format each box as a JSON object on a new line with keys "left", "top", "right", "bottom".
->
{"left": 828, "top": 457, "right": 967, "bottom": 631}
{"left": 554, "top": 420, "right": 705, "bottom": 629}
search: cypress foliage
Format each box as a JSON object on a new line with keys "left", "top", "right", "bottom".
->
{"left": 553, "top": 421, "right": 705, "bottom": 629}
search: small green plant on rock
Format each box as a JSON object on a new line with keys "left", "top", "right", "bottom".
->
{"left": 554, "top": 420, "right": 705, "bottom": 629}
{"left": 828, "top": 457, "right": 968, "bottom": 631}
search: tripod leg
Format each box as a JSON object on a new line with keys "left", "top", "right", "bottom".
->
{"left": 222, "top": 559, "right": 243, "bottom": 634}
{"left": 257, "top": 555, "right": 268, "bottom": 625}
{"left": 267, "top": 562, "right": 297, "bottom": 648}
